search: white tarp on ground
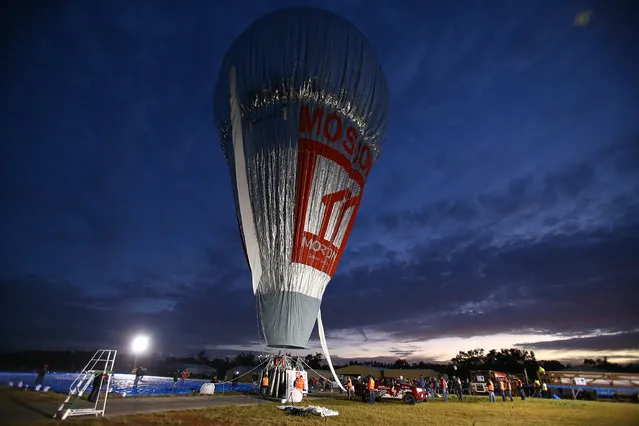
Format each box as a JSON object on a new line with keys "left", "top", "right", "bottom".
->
{"left": 200, "top": 383, "right": 215, "bottom": 394}
{"left": 277, "top": 405, "right": 339, "bottom": 417}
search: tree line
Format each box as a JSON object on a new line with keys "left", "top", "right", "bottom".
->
{"left": 1, "top": 348, "right": 636, "bottom": 379}
{"left": 347, "top": 348, "right": 638, "bottom": 378}
{"left": 447, "top": 348, "right": 638, "bottom": 378}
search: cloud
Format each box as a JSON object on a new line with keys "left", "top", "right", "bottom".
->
{"left": 0, "top": 263, "right": 257, "bottom": 354}
{"left": 517, "top": 331, "right": 639, "bottom": 352}
{"left": 389, "top": 348, "right": 417, "bottom": 358}
{"left": 356, "top": 329, "right": 369, "bottom": 342}
{"left": 322, "top": 221, "right": 639, "bottom": 345}
{"left": 361, "top": 139, "right": 639, "bottom": 254}
{"left": 544, "top": 162, "right": 597, "bottom": 199}
{"left": 18, "top": 216, "right": 637, "bottom": 359}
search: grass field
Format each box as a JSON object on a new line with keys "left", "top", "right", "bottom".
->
{"left": 1, "top": 389, "right": 637, "bottom": 425}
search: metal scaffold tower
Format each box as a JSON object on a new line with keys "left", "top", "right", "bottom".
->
{"left": 54, "top": 349, "right": 117, "bottom": 420}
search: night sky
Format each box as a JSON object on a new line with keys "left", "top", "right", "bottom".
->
{"left": 1, "top": 0, "right": 638, "bottom": 365}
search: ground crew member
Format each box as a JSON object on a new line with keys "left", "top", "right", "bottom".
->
{"left": 455, "top": 376, "right": 463, "bottom": 401}
{"left": 538, "top": 365, "right": 546, "bottom": 378}
{"left": 261, "top": 374, "right": 269, "bottom": 398}
{"left": 88, "top": 372, "right": 109, "bottom": 402}
{"left": 499, "top": 379, "right": 506, "bottom": 401}
{"left": 35, "top": 364, "right": 48, "bottom": 387}
{"left": 487, "top": 378, "right": 496, "bottom": 402}
{"left": 180, "top": 369, "right": 188, "bottom": 387}
{"left": 441, "top": 376, "right": 448, "bottom": 402}
{"left": 368, "top": 376, "right": 375, "bottom": 404}
{"left": 505, "top": 379, "right": 514, "bottom": 401}
{"left": 534, "top": 380, "right": 541, "bottom": 398}
{"left": 172, "top": 370, "right": 179, "bottom": 390}
{"left": 516, "top": 378, "right": 526, "bottom": 400}
{"left": 346, "top": 377, "right": 354, "bottom": 400}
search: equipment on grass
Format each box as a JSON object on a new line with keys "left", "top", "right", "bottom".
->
{"left": 54, "top": 349, "right": 117, "bottom": 420}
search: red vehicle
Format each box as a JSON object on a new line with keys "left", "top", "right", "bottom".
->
{"left": 354, "top": 377, "right": 427, "bottom": 404}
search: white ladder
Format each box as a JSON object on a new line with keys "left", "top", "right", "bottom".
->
{"left": 54, "top": 349, "right": 117, "bottom": 420}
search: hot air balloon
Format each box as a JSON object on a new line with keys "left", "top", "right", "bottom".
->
{"left": 214, "top": 7, "right": 389, "bottom": 352}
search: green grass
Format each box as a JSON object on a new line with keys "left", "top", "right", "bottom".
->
{"left": 1, "top": 389, "right": 637, "bottom": 425}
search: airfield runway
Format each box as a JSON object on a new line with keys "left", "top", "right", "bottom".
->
{"left": 0, "top": 392, "right": 273, "bottom": 424}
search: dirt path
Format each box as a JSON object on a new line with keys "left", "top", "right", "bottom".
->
{"left": 0, "top": 392, "right": 272, "bottom": 424}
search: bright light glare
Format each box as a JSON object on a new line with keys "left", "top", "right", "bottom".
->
{"left": 131, "top": 335, "right": 149, "bottom": 353}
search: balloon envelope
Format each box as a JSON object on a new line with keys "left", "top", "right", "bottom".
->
{"left": 214, "top": 7, "right": 389, "bottom": 348}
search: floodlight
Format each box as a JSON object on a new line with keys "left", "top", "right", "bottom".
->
{"left": 131, "top": 335, "right": 149, "bottom": 370}
{"left": 131, "top": 335, "right": 149, "bottom": 354}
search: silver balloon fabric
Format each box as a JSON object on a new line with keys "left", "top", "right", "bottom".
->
{"left": 214, "top": 7, "right": 389, "bottom": 349}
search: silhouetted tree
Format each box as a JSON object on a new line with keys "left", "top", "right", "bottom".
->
{"left": 394, "top": 359, "right": 409, "bottom": 368}
{"left": 197, "top": 350, "right": 208, "bottom": 363}
{"left": 305, "top": 353, "right": 323, "bottom": 369}
{"left": 540, "top": 360, "right": 565, "bottom": 371}
{"left": 234, "top": 353, "right": 257, "bottom": 366}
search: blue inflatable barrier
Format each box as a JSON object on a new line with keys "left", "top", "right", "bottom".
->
{"left": 0, "top": 371, "right": 257, "bottom": 396}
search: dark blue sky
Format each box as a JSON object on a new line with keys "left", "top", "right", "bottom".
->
{"left": 1, "top": 0, "right": 638, "bottom": 363}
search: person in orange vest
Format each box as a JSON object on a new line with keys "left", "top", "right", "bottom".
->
{"left": 516, "top": 378, "right": 526, "bottom": 400}
{"left": 487, "top": 378, "right": 496, "bottom": 402}
{"left": 505, "top": 379, "right": 514, "bottom": 401}
{"left": 295, "top": 374, "right": 305, "bottom": 394}
{"left": 367, "top": 376, "right": 375, "bottom": 404}
{"left": 499, "top": 379, "right": 506, "bottom": 401}
{"left": 346, "top": 377, "right": 354, "bottom": 400}
{"left": 261, "top": 374, "right": 269, "bottom": 398}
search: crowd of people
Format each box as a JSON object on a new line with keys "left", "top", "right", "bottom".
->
{"left": 172, "top": 368, "right": 190, "bottom": 390}
{"left": 482, "top": 375, "right": 554, "bottom": 401}
{"left": 337, "top": 372, "right": 554, "bottom": 403}
{"left": 28, "top": 360, "right": 556, "bottom": 404}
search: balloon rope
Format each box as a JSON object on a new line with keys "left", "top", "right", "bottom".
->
{"left": 255, "top": 299, "right": 265, "bottom": 351}
{"left": 224, "top": 357, "right": 270, "bottom": 383}
{"left": 300, "top": 358, "right": 332, "bottom": 383}
{"left": 317, "top": 309, "right": 346, "bottom": 392}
